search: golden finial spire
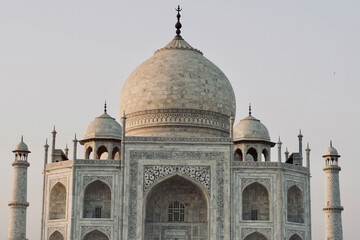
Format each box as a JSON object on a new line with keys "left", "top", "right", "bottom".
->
{"left": 175, "top": 5, "right": 182, "bottom": 36}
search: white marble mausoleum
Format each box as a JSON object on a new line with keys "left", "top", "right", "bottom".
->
{"left": 6, "top": 7, "right": 344, "bottom": 240}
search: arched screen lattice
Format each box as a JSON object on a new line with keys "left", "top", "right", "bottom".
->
{"left": 83, "top": 180, "right": 111, "bottom": 218}
{"left": 242, "top": 182, "right": 270, "bottom": 221}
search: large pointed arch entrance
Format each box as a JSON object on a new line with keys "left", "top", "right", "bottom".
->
{"left": 144, "top": 175, "right": 209, "bottom": 240}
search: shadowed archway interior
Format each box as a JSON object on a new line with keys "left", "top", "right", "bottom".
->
{"left": 83, "top": 180, "right": 111, "bottom": 219}
{"left": 287, "top": 185, "right": 304, "bottom": 223}
{"left": 242, "top": 182, "right": 270, "bottom": 221}
{"left": 83, "top": 230, "right": 109, "bottom": 240}
{"left": 244, "top": 232, "right": 268, "bottom": 240}
{"left": 289, "top": 234, "right": 302, "bottom": 240}
{"left": 49, "top": 183, "right": 66, "bottom": 220}
{"left": 49, "top": 231, "right": 64, "bottom": 240}
{"left": 145, "top": 175, "right": 208, "bottom": 240}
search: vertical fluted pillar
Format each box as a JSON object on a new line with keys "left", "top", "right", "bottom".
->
{"left": 323, "top": 141, "right": 343, "bottom": 240}
{"left": 7, "top": 137, "right": 30, "bottom": 240}
{"left": 229, "top": 116, "right": 234, "bottom": 140}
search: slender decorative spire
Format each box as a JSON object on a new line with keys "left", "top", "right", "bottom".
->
{"left": 175, "top": 5, "right": 182, "bottom": 36}
{"left": 248, "top": 103, "right": 252, "bottom": 116}
{"left": 104, "top": 101, "right": 107, "bottom": 113}
{"left": 21, "top": 135, "right": 24, "bottom": 142}
{"left": 330, "top": 140, "right": 333, "bottom": 147}
{"left": 285, "top": 147, "right": 289, "bottom": 161}
{"left": 44, "top": 138, "right": 49, "bottom": 163}
{"left": 64, "top": 144, "right": 69, "bottom": 157}
{"left": 277, "top": 136, "right": 282, "bottom": 163}
{"left": 298, "top": 129, "right": 303, "bottom": 161}
{"left": 51, "top": 126, "right": 57, "bottom": 163}
{"left": 305, "top": 142, "right": 311, "bottom": 169}
{"left": 73, "top": 133, "right": 78, "bottom": 161}
{"left": 298, "top": 129, "right": 303, "bottom": 137}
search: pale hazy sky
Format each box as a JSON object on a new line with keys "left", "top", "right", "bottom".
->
{"left": 0, "top": 0, "right": 359, "bottom": 239}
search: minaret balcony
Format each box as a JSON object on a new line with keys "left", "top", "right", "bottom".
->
{"left": 323, "top": 206, "right": 344, "bottom": 211}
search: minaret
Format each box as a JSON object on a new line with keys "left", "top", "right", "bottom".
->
{"left": 322, "top": 141, "right": 343, "bottom": 240}
{"left": 7, "top": 136, "right": 31, "bottom": 240}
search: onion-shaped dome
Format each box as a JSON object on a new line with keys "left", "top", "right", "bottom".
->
{"left": 13, "top": 136, "right": 30, "bottom": 153}
{"left": 233, "top": 110, "right": 271, "bottom": 143}
{"left": 83, "top": 111, "right": 122, "bottom": 140}
{"left": 119, "top": 35, "right": 236, "bottom": 137}
{"left": 323, "top": 141, "right": 340, "bottom": 157}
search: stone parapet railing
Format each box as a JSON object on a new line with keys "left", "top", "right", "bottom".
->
{"left": 232, "top": 161, "right": 309, "bottom": 173}
{"left": 125, "top": 136, "right": 232, "bottom": 143}
{"left": 45, "top": 159, "right": 121, "bottom": 170}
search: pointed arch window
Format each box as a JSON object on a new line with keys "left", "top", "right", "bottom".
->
{"left": 97, "top": 146, "right": 108, "bottom": 160}
{"left": 289, "top": 234, "right": 302, "bottom": 240}
{"left": 168, "top": 201, "right": 185, "bottom": 222}
{"left": 83, "top": 230, "right": 109, "bottom": 240}
{"left": 112, "top": 147, "right": 121, "bottom": 160}
{"left": 246, "top": 148, "right": 258, "bottom": 162}
{"left": 49, "top": 231, "right": 64, "bottom": 240}
{"left": 262, "top": 149, "right": 270, "bottom": 162}
{"left": 244, "top": 232, "right": 268, "bottom": 240}
{"left": 49, "top": 183, "right": 66, "bottom": 220}
{"left": 85, "top": 147, "right": 93, "bottom": 159}
{"left": 83, "top": 180, "right": 111, "bottom": 218}
{"left": 234, "top": 148, "right": 243, "bottom": 161}
{"left": 242, "top": 182, "right": 269, "bottom": 221}
{"left": 287, "top": 185, "right": 304, "bottom": 223}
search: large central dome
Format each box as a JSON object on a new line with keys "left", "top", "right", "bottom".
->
{"left": 119, "top": 35, "right": 236, "bottom": 137}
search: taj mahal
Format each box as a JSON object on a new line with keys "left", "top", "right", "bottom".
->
{"left": 6, "top": 7, "right": 344, "bottom": 240}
